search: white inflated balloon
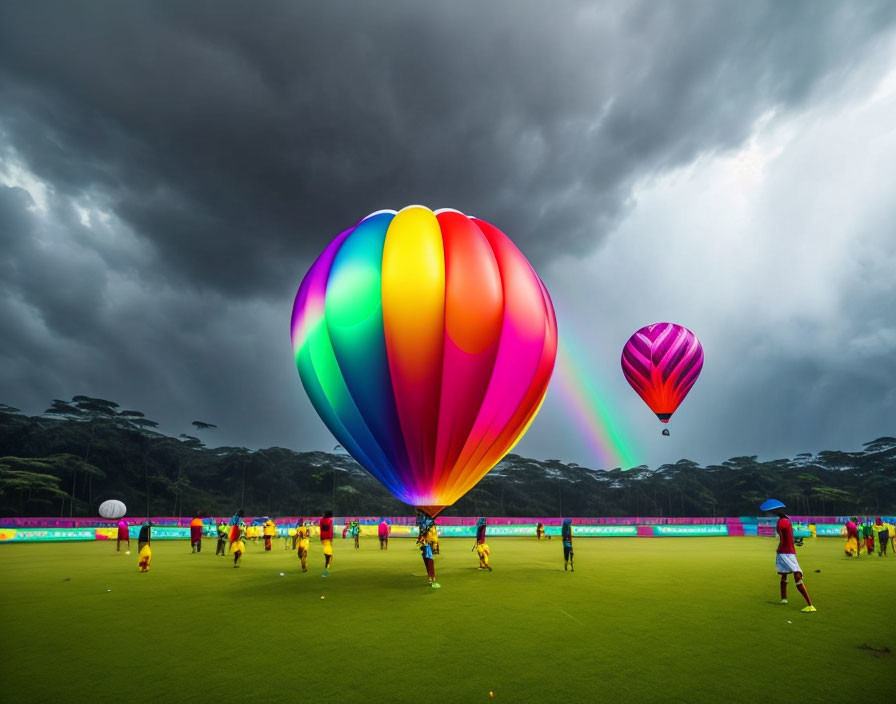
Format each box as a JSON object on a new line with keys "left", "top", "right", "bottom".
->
{"left": 98, "top": 499, "right": 127, "bottom": 519}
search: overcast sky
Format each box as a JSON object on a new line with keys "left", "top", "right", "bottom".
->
{"left": 1, "top": 1, "right": 894, "bottom": 470}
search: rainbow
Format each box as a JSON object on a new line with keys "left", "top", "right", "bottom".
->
{"left": 553, "top": 334, "right": 639, "bottom": 470}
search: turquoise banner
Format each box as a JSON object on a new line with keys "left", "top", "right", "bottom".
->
{"left": 653, "top": 525, "right": 729, "bottom": 536}
{"left": 814, "top": 524, "right": 845, "bottom": 537}
{"left": 127, "top": 526, "right": 192, "bottom": 540}
{"left": 559, "top": 526, "right": 637, "bottom": 537}
{"left": 0, "top": 528, "right": 97, "bottom": 542}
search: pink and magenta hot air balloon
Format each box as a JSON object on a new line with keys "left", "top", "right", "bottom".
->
{"left": 621, "top": 322, "right": 703, "bottom": 434}
{"left": 291, "top": 206, "right": 557, "bottom": 517}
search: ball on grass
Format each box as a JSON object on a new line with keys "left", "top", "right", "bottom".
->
{"left": 489, "top": 692, "right": 494, "bottom": 698}
{"left": 320, "top": 596, "right": 326, "bottom": 600}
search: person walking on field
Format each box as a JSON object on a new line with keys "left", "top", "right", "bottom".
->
{"left": 296, "top": 520, "right": 311, "bottom": 572}
{"left": 263, "top": 518, "right": 276, "bottom": 551}
{"left": 888, "top": 519, "right": 896, "bottom": 555}
{"left": 474, "top": 517, "right": 492, "bottom": 571}
{"left": 137, "top": 520, "right": 152, "bottom": 572}
{"left": 417, "top": 526, "right": 440, "bottom": 588}
{"left": 216, "top": 520, "right": 228, "bottom": 556}
{"left": 116, "top": 517, "right": 130, "bottom": 553}
{"left": 874, "top": 517, "right": 889, "bottom": 557}
{"left": 844, "top": 517, "right": 860, "bottom": 557}
{"left": 562, "top": 519, "right": 574, "bottom": 571}
{"left": 862, "top": 519, "right": 875, "bottom": 556}
{"left": 319, "top": 510, "right": 334, "bottom": 577}
{"left": 350, "top": 519, "right": 360, "bottom": 549}
{"left": 228, "top": 510, "right": 245, "bottom": 557}
{"left": 762, "top": 499, "right": 815, "bottom": 612}
{"left": 190, "top": 514, "right": 204, "bottom": 553}
{"left": 378, "top": 518, "right": 390, "bottom": 550}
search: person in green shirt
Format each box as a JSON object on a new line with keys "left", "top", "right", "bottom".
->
{"left": 350, "top": 520, "right": 360, "bottom": 549}
{"left": 861, "top": 520, "right": 875, "bottom": 555}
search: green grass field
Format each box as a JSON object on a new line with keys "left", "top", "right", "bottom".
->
{"left": 3, "top": 536, "right": 894, "bottom": 703}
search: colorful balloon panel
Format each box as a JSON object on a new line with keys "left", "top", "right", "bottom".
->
{"left": 621, "top": 322, "right": 703, "bottom": 423}
{"left": 291, "top": 206, "right": 557, "bottom": 516}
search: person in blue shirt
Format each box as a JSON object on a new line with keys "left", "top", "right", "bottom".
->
{"left": 562, "top": 519, "right": 574, "bottom": 571}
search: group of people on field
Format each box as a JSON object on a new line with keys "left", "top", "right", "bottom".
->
{"left": 843, "top": 516, "right": 895, "bottom": 557}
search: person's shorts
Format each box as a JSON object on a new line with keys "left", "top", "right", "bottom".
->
{"left": 775, "top": 553, "right": 801, "bottom": 573}
{"left": 321, "top": 539, "right": 333, "bottom": 556}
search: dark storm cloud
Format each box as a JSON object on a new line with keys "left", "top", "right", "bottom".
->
{"left": 3, "top": 1, "right": 895, "bottom": 297}
{"left": 2, "top": 1, "right": 895, "bottom": 459}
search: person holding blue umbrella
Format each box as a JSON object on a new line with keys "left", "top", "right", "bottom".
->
{"left": 761, "top": 499, "right": 815, "bottom": 613}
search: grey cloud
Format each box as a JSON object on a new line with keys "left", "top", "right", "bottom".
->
{"left": 3, "top": 1, "right": 895, "bottom": 297}
{"left": 1, "top": 1, "right": 895, "bottom": 462}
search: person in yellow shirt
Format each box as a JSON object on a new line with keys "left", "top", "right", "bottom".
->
{"left": 228, "top": 510, "right": 246, "bottom": 567}
{"left": 296, "top": 520, "right": 310, "bottom": 573}
{"left": 231, "top": 524, "right": 246, "bottom": 568}
{"left": 473, "top": 518, "right": 492, "bottom": 571}
{"left": 263, "top": 519, "right": 276, "bottom": 551}
{"left": 888, "top": 520, "right": 896, "bottom": 555}
{"left": 137, "top": 520, "right": 152, "bottom": 572}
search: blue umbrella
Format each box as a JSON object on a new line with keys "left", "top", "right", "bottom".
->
{"left": 759, "top": 499, "right": 786, "bottom": 512}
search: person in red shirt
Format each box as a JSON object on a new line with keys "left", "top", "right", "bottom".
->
{"left": 762, "top": 499, "right": 815, "bottom": 613}
{"left": 319, "top": 510, "right": 334, "bottom": 577}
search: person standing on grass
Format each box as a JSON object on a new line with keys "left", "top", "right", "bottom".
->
{"left": 296, "top": 520, "right": 310, "bottom": 572}
{"left": 844, "top": 517, "right": 860, "bottom": 557}
{"left": 231, "top": 521, "right": 246, "bottom": 568}
{"left": 474, "top": 517, "right": 492, "bottom": 571}
{"left": 350, "top": 519, "right": 360, "bottom": 549}
{"left": 562, "top": 519, "right": 574, "bottom": 571}
{"left": 137, "top": 520, "right": 152, "bottom": 572}
{"left": 263, "top": 518, "right": 276, "bottom": 551}
{"left": 319, "top": 510, "right": 334, "bottom": 576}
{"left": 116, "top": 517, "right": 130, "bottom": 553}
{"left": 190, "top": 514, "right": 204, "bottom": 553}
{"left": 378, "top": 517, "right": 390, "bottom": 550}
{"left": 862, "top": 519, "right": 875, "bottom": 556}
{"left": 536, "top": 522, "right": 545, "bottom": 541}
{"left": 229, "top": 510, "right": 245, "bottom": 553}
{"left": 417, "top": 526, "right": 440, "bottom": 588}
{"left": 762, "top": 499, "right": 815, "bottom": 612}
{"left": 874, "top": 518, "right": 889, "bottom": 557}
{"left": 888, "top": 519, "right": 896, "bottom": 555}
{"left": 216, "top": 520, "right": 228, "bottom": 556}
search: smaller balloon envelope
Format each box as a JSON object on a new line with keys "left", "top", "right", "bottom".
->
{"left": 621, "top": 322, "right": 703, "bottom": 425}
{"left": 98, "top": 499, "right": 127, "bottom": 520}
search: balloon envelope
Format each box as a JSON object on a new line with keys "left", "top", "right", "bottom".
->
{"left": 621, "top": 322, "right": 703, "bottom": 423}
{"left": 98, "top": 499, "right": 127, "bottom": 519}
{"left": 291, "top": 206, "right": 557, "bottom": 516}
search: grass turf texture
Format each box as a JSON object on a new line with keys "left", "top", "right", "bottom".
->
{"left": 3, "top": 537, "right": 894, "bottom": 703}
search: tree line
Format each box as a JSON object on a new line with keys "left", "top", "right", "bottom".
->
{"left": 0, "top": 397, "right": 893, "bottom": 518}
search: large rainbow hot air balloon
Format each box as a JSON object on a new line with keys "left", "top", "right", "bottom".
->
{"left": 291, "top": 206, "right": 557, "bottom": 517}
{"left": 621, "top": 322, "right": 703, "bottom": 430}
